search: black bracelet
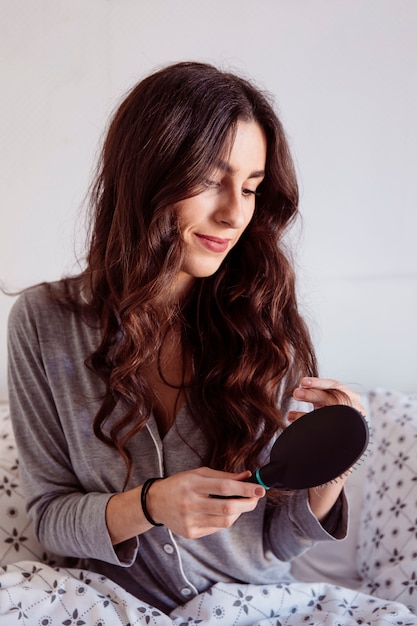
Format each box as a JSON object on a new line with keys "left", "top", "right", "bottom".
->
{"left": 141, "top": 477, "right": 163, "bottom": 526}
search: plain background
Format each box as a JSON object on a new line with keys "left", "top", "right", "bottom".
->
{"left": 1, "top": 0, "right": 416, "bottom": 401}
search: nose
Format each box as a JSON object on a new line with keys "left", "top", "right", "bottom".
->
{"left": 214, "top": 188, "right": 248, "bottom": 230}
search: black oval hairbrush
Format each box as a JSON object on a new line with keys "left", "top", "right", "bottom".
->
{"left": 246, "top": 404, "right": 369, "bottom": 490}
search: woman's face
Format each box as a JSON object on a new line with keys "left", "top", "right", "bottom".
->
{"left": 173, "top": 120, "right": 267, "bottom": 298}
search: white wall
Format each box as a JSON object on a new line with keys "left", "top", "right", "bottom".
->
{"left": 1, "top": 0, "right": 416, "bottom": 400}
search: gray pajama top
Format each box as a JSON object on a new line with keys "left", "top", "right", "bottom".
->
{"left": 7, "top": 284, "right": 348, "bottom": 614}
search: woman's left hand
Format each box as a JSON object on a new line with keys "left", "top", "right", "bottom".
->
{"left": 288, "top": 377, "right": 366, "bottom": 422}
{"left": 288, "top": 376, "right": 366, "bottom": 528}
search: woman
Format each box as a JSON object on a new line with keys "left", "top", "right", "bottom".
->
{"left": 8, "top": 61, "right": 364, "bottom": 614}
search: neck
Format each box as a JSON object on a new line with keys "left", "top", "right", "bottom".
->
{"left": 169, "top": 272, "right": 196, "bottom": 303}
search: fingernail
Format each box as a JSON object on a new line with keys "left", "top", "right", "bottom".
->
{"left": 301, "top": 377, "right": 312, "bottom": 387}
{"left": 255, "top": 487, "right": 265, "bottom": 497}
{"left": 294, "top": 388, "right": 305, "bottom": 398}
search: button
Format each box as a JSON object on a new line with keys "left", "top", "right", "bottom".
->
{"left": 163, "top": 543, "right": 174, "bottom": 554}
{"left": 181, "top": 587, "right": 192, "bottom": 596}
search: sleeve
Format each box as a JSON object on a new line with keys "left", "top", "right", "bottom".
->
{"left": 264, "top": 489, "right": 348, "bottom": 562}
{"left": 7, "top": 291, "right": 139, "bottom": 567}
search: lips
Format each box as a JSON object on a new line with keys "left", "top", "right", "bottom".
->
{"left": 195, "top": 234, "right": 231, "bottom": 253}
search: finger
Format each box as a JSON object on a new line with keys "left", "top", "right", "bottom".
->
{"left": 194, "top": 467, "right": 251, "bottom": 482}
{"left": 178, "top": 513, "right": 243, "bottom": 538}
{"left": 201, "top": 492, "right": 262, "bottom": 516}
{"left": 166, "top": 508, "right": 243, "bottom": 539}
{"left": 287, "top": 410, "right": 306, "bottom": 422}
{"left": 299, "top": 377, "right": 360, "bottom": 401}
{"left": 293, "top": 386, "right": 347, "bottom": 406}
{"left": 207, "top": 478, "right": 265, "bottom": 500}
{"left": 293, "top": 378, "right": 343, "bottom": 404}
{"left": 293, "top": 378, "right": 365, "bottom": 414}
{"left": 176, "top": 468, "right": 265, "bottom": 501}
{"left": 299, "top": 377, "right": 342, "bottom": 390}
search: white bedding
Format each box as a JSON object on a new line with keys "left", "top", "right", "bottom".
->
{"left": 1, "top": 560, "right": 416, "bottom": 625}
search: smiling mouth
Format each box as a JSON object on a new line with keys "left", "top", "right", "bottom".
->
{"left": 195, "top": 234, "right": 231, "bottom": 253}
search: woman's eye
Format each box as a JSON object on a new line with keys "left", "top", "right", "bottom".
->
{"left": 242, "top": 188, "right": 261, "bottom": 197}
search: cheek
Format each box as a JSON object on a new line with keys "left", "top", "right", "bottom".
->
{"left": 243, "top": 206, "right": 256, "bottom": 230}
{"left": 175, "top": 200, "right": 204, "bottom": 233}
{"left": 235, "top": 207, "right": 256, "bottom": 243}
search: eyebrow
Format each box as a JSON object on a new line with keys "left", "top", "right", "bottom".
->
{"left": 214, "top": 159, "right": 265, "bottom": 180}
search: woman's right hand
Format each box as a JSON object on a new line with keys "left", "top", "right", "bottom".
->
{"left": 144, "top": 467, "right": 265, "bottom": 538}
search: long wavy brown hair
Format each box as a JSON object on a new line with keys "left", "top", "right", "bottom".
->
{"left": 56, "top": 62, "right": 319, "bottom": 486}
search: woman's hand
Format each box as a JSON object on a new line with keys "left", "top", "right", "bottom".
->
{"left": 288, "top": 377, "right": 366, "bottom": 422}
{"left": 287, "top": 377, "right": 366, "bottom": 526}
{"left": 106, "top": 467, "right": 265, "bottom": 545}
{"left": 145, "top": 467, "right": 265, "bottom": 538}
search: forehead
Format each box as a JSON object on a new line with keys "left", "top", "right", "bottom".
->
{"left": 219, "top": 120, "right": 267, "bottom": 175}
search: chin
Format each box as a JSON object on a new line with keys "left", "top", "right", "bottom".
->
{"left": 182, "top": 259, "right": 226, "bottom": 280}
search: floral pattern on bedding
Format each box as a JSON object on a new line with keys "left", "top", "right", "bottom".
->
{"left": 357, "top": 389, "right": 417, "bottom": 613}
{"left": 1, "top": 560, "right": 417, "bottom": 625}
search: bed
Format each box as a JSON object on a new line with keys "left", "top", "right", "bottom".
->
{"left": 1, "top": 388, "right": 417, "bottom": 625}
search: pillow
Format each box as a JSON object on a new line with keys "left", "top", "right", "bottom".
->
{"left": 356, "top": 388, "right": 417, "bottom": 613}
{"left": 0, "top": 404, "right": 76, "bottom": 567}
{"left": 290, "top": 394, "right": 370, "bottom": 589}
